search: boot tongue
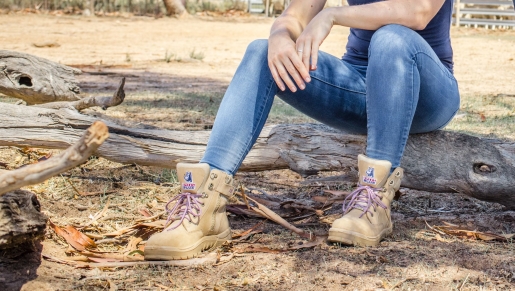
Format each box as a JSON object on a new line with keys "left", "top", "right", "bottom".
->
{"left": 358, "top": 154, "right": 392, "bottom": 188}
{"left": 176, "top": 163, "right": 210, "bottom": 194}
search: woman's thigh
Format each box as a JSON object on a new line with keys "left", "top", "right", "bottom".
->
{"left": 277, "top": 52, "right": 369, "bottom": 134}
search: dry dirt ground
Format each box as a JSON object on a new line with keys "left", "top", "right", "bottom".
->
{"left": 0, "top": 13, "right": 515, "bottom": 291}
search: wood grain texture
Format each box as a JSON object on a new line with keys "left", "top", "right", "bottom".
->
{"left": 35, "top": 78, "right": 125, "bottom": 111}
{"left": 0, "top": 103, "right": 514, "bottom": 208}
{"left": 0, "top": 50, "right": 81, "bottom": 104}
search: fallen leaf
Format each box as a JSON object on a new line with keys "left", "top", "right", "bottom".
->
{"left": 232, "top": 221, "right": 265, "bottom": 239}
{"left": 49, "top": 221, "right": 96, "bottom": 251}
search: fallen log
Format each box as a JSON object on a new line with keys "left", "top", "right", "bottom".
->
{"left": 0, "top": 50, "right": 81, "bottom": 104}
{"left": 0, "top": 190, "right": 47, "bottom": 249}
{"left": 0, "top": 121, "right": 109, "bottom": 248}
{"left": 0, "top": 102, "right": 514, "bottom": 209}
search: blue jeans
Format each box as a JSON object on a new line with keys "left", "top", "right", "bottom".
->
{"left": 201, "top": 24, "right": 460, "bottom": 175}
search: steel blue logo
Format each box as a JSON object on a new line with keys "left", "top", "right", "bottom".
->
{"left": 183, "top": 171, "right": 195, "bottom": 190}
{"left": 363, "top": 167, "right": 377, "bottom": 185}
{"left": 184, "top": 171, "right": 193, "bottom": 183}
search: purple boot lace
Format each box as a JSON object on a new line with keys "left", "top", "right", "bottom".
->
{"left": 164, "top": 193, "right": 203, "bottom": 231}
{"left": 342, "top": 185, "right": 388, "bottom": 218}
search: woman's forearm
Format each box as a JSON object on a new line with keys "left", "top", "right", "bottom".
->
{"left": 326, "top": 0, "right": 445, "bottom": 31}
{"left": 270, "top": 14, "right": 305, "bottom": 41}
{"left": 269, "top": 0, "right": 327, "bottom": 41}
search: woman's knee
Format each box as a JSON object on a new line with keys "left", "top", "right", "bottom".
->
{"left": 369, "top": 24, "right": 417, "bottom": 57}
{"left": 244, "top": 39, "right": 269, "bottom": 61}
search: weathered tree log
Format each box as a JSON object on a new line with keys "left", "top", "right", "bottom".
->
{"left": 0, "top": 121, "right": 109, "bottom": 248}
{"left": 0, "top": 102, "right": 514, "bottom": 208}
{"left": 0, "top": 50, "right": 81, "bottom": 104}
{"left": 35, "top": 78, "right": 125, "bottom": 111}
{"left": 0, "top": 190, "right": 47, "bottom": 249}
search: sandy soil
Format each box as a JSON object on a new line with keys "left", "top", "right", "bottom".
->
{"left": 0, "top": 13, "right": 515, "bottom": 291}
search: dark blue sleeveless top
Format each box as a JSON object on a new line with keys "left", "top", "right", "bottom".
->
{"left": 342, "top": 0, "right": 454, "bottom": 72}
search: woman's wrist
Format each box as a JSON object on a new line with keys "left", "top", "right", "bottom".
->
{"left": 324, "top": 7, "right": 340, "bottom": 27}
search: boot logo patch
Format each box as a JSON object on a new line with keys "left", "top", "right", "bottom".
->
{"left": 363, "top": 167, "right": 377, "bottom": 185}
{"left": 183, "top": 171, "right": 196, "bottom": 190}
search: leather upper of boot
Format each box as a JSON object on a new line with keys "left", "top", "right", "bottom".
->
{"left": 145, "top": 163, "right": 234, "bottom": 250}
{"left": 331, "top": 155, "right": 403, "bottom": 237}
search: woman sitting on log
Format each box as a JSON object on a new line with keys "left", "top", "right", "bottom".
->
{"left": 144, "top": 0, "right": 460, "bottom": 260}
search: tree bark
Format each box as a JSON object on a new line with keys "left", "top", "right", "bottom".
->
{"left": 0, "top": 190, "right": 47, "bottom": 249}
{"left": 0, "top": 103, "right": 514, "bottom": 209}
{"left": 0, "top": 50, "right": 81, "bottom": 105}
{"left": 34, "top": 78, "right": 125, "bottom": 111}
{"left": 162, "top": 0, "right": 186, "bottom": 16}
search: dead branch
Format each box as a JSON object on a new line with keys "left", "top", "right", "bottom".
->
{"left": 236, "top": 187, "right": 315, "bottom": 241}
{"left": 1, "top": 102, "right": 515, "bottom": 208}
{"left": 0, "top": 121, "right": 109, "bottom": 195}
{"left": 0, "top": 50, "right": 81, "bottom": 104}
{"left": 35, "top": 78, "right": 125, "bottom": 111}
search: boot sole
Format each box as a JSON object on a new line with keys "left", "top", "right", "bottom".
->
{"left": 327, "top": 227, "right": 392, "bottom": 247}
{"left": 144, "top": 228, "right": 231, "bottom": 260}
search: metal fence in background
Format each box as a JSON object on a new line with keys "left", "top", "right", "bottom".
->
{"left": 454, "top": 0, "right": 515, "bottom": 29}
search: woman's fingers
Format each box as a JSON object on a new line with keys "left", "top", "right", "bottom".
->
{"left": 268, "top": 62, "right": 286, "bottom": 91}
{"left": 268, "top": 36, "right": 311, "bottom": 91}
{"left": 310, "top": 42, "right": 320, "bottom": 71}
{"left": 296, "top": 40, "right": 313, "bottom": 78}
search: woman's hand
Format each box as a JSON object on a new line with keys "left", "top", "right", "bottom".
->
{"left": 296, "top": 8, "right": 335, "bottom": 72}
{"left": 268, "top": 32, "right": 311, "bottom": 92}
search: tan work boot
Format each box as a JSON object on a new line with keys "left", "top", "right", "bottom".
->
{"left": 145, "top": 163, "right": 235, "bottom": 260}
{"left": 328, "top": 154, "right": 403, "bottom": 247}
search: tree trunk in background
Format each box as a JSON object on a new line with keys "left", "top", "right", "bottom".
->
{"left": 162, "top": 0, "right": 186, "bottom": 16}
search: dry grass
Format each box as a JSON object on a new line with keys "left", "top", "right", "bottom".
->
{"left": 447, "top": 93, "right": 515, "bottom": 140}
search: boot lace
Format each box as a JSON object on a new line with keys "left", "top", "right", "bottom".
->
{"left": 164, "top": 193, "right": 203, "bottom": 231}
{"left": 342, "top": 185, "right": 387, "bottom": 218}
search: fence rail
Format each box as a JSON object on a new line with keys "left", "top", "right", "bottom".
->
{"left": 454, "top": 0, "right": 515, "bottom": 28}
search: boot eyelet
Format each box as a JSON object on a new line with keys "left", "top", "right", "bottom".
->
{"left": 389, "top": 180, "right": 394, "bottom": 186}
{"left": 208, "top": 183, "right": 214, "bottom": 190}
{"left": 210, "top": 173, "right": 218, "bottom": 179}
{"left": 395, "top": 171, "right": 401, "bottom": 177}
{"left": 225, "top": 176, "right": 232, "bottom": 184}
